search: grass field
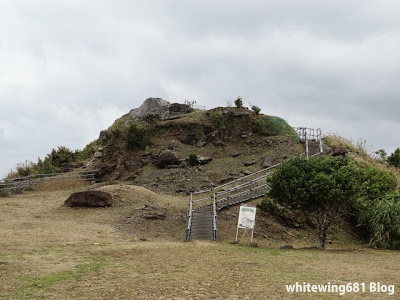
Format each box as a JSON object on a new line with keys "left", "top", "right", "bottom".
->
{"left": 1, "top": 184, "right": 399, "bottom": 299}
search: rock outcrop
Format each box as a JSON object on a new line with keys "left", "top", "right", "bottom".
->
{"left": 125, "top": 98, "right": 191, "bottom": 122}
{"left": 156, "top": 150, "right": 179, "bottom": 168}
{"left": 64, "top": 191, "right": 113, "bottom": 207}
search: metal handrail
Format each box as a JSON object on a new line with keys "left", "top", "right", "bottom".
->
{"left": 0, "top": 170, "right": 97, "bottom": 192}
{"left": 212, "top": 194, "right": 217, "bottom": 241}
{"left": 186, "top": 194, "right": 193, "bottom": 241}
{"left": 186, "top": 127, "right": 324, "bottom": 241}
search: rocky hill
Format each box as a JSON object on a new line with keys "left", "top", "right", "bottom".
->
{"left": 83, "top": 98, "right": 303, "bottom": 195}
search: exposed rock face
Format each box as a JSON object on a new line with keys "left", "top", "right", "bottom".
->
{"left": 156, "top": 150, "right": 179, "bottom": 168}
{"left": 64, "top": 191, "right": 112, "bottom": 207}
{"left": 263, "top": 157, "right": 274, "bottom": 168}
{"left": 169, "top": 103, "right": 192, "bottom": 116}
{"left": 99, "top": 130, "right": 109, "bottom": 141}
{"left": 198, "top": 157, "right": 212, "bottom": 165}
{"left": 129, "top": 98, "right": 170, "bottom": 121}
{"left": 126, "top": 98, "right": 191, "bottom": 122}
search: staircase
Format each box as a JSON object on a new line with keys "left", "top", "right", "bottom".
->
{"left": 186, "top": 127, "right": 323, "bottom": 241}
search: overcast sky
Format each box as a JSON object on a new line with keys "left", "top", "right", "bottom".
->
{"left": 1, "top": 0, "right": 399, "bottom": 177}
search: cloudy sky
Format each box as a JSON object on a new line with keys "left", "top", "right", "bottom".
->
{"left": 1, "top": 0, "right": 399, "bottom": 177}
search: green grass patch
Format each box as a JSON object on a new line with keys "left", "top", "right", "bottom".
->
{"left": 15, "top": 258, "right": 105, "bottom": 299}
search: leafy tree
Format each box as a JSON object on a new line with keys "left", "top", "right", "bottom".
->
{"left": 266, "top": 156, "right": 360, "bottom": 248}
{"left": 388, "top": 148, "right": 400, "bottom": 167}
{"left": 234, "top": 97, "right": 243, "bottom": 108}
{"left": 374, "top": 149, "right": 387, "bottom": 160}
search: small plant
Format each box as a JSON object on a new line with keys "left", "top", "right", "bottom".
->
{"left": 209, "top": 111, "right": 225, "bottom": 130}
{"left": 179, "top": 161, "right": 187, "bottom": 168}
{"left": 234, "top": 97, "right": 243, "bottom": 108}
{"left": 251, "top": 105, "right": 261, "bottom": 115}
{"left": 188, "top": 153, "right": 199, "bottom": 166}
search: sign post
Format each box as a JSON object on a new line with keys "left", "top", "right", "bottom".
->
{"left": 235, "top": 205, "right": 257, "bottom": 243}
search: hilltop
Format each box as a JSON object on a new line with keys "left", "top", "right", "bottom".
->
{"left": 82, "top": 97, "right": 302, "bottom": 195}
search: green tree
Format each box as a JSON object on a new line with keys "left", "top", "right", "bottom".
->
{"left": 374, "top": 149, "right": 387, "bottom": 160}
{"left": 388, "top": 148, "right": 400, "bottom": 167}
{"left": 266, "top": 156, "right": 360, "bottom": 248}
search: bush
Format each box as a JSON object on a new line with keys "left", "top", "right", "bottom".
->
{"left": 251, "top": 105, "right": 261, "bottom": 115}
{"left": 183, "top": 125, "right": 205, "bottom": 145}
{"left": 188, "top": 153, "right": 199, "bottom": 166}
{"left": 253, "top": 116, "right": 296, "bottom": 137}
{"left": 126, "top": 123, "right": 150, "bottom": 149}
{"left": 258, "top": 197, "right": 280, "bottom": 215}
{"left": 355, "top": 166, "right": 397, "bottom": 211}
{"left": 358, "top": 194, "right": 400, "bottom": 250}
{"left": 234, "top": 97, "right": 243, "bottom": 108}
{"left": 209, "top": 111, "right": 225, "bottom": 130}
{"left": 388, "top": 148, "right": 400, "bottom": 168}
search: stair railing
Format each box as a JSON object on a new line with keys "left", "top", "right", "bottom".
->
{"left": 187, "top": 127, "right": 324, "bottom": 241}
{"left": 212, "top": 194, "right": 217, "bottom": 241}
{"left": 186, "top": 194, "right": 193, "bottom": 241}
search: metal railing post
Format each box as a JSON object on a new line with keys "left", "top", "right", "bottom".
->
{"left": 212, "top": 193, "right": 217, "bottom": 241}
{"left": 186, "top": 193, "right": 193, "bottom": 241}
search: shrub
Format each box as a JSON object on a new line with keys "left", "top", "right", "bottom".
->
{"left": 234, "top": 97, "right": 243, "bottom": 108}
{"left": 388, "top": 148, "right": 400, "bottom": 168}
{"left": 183, "top": 125, "right": 205, "bottom": 145}
{"left": 251, "top": 105, "right": 261, "bottom": 115}
{"left": 253, "top": 116, "right": 296, "bottom": 137}
{"left": 179, "top": 161, "right": 187, "bottom": 168}
{"left": 49, "top": 146, "right": 80, "bottom": 168}
{"left": 209, "top": 111, "right": 225, "bottom": 130}
{"left": 258, "top": 197, "right": 280, "bottom": 215}
{"left": 126, "top": 123, "right": 150, "bottom": 149}
{"left": 355, "top": 166, "right": 397, "bottom": 212}
{"left": 188, "top": 153, "right": 199, "bottom": 166}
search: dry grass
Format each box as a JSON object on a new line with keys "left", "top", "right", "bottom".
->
{"left": 324, "top": 134, "right": 400, "bottom": 187}
{"left": 1, "top": 185, "right": 399, "bottom": 299}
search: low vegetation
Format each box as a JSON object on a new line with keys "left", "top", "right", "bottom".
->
{"left": 7, "top": 146, "right": 82, "bottom": 178}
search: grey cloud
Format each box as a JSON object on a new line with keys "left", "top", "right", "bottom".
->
{"left": 0, "top": 0, "right": 399, "bottom": 176}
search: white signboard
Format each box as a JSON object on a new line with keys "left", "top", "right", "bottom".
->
{"left": 237, "top": 205, "right": 256, "bottom": 229}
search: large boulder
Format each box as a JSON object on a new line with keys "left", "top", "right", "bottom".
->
{"left": 125, "top": 98, "right": 191, "bottom": 122}
{"left": 156, "top": 150, "right": 179, "bottom": 168}
{"left": 64, "top": 191, "right": 112, "bottom": 207}
{"left": 129, "top": 98, "right": 170, "bottom": 121}
{"left": 331, "top": 147, "right": 349, "bottom": 157}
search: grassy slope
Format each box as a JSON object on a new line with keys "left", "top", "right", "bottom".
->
{"left": 1, "top": 186, "right": 399, "bottom": 299}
